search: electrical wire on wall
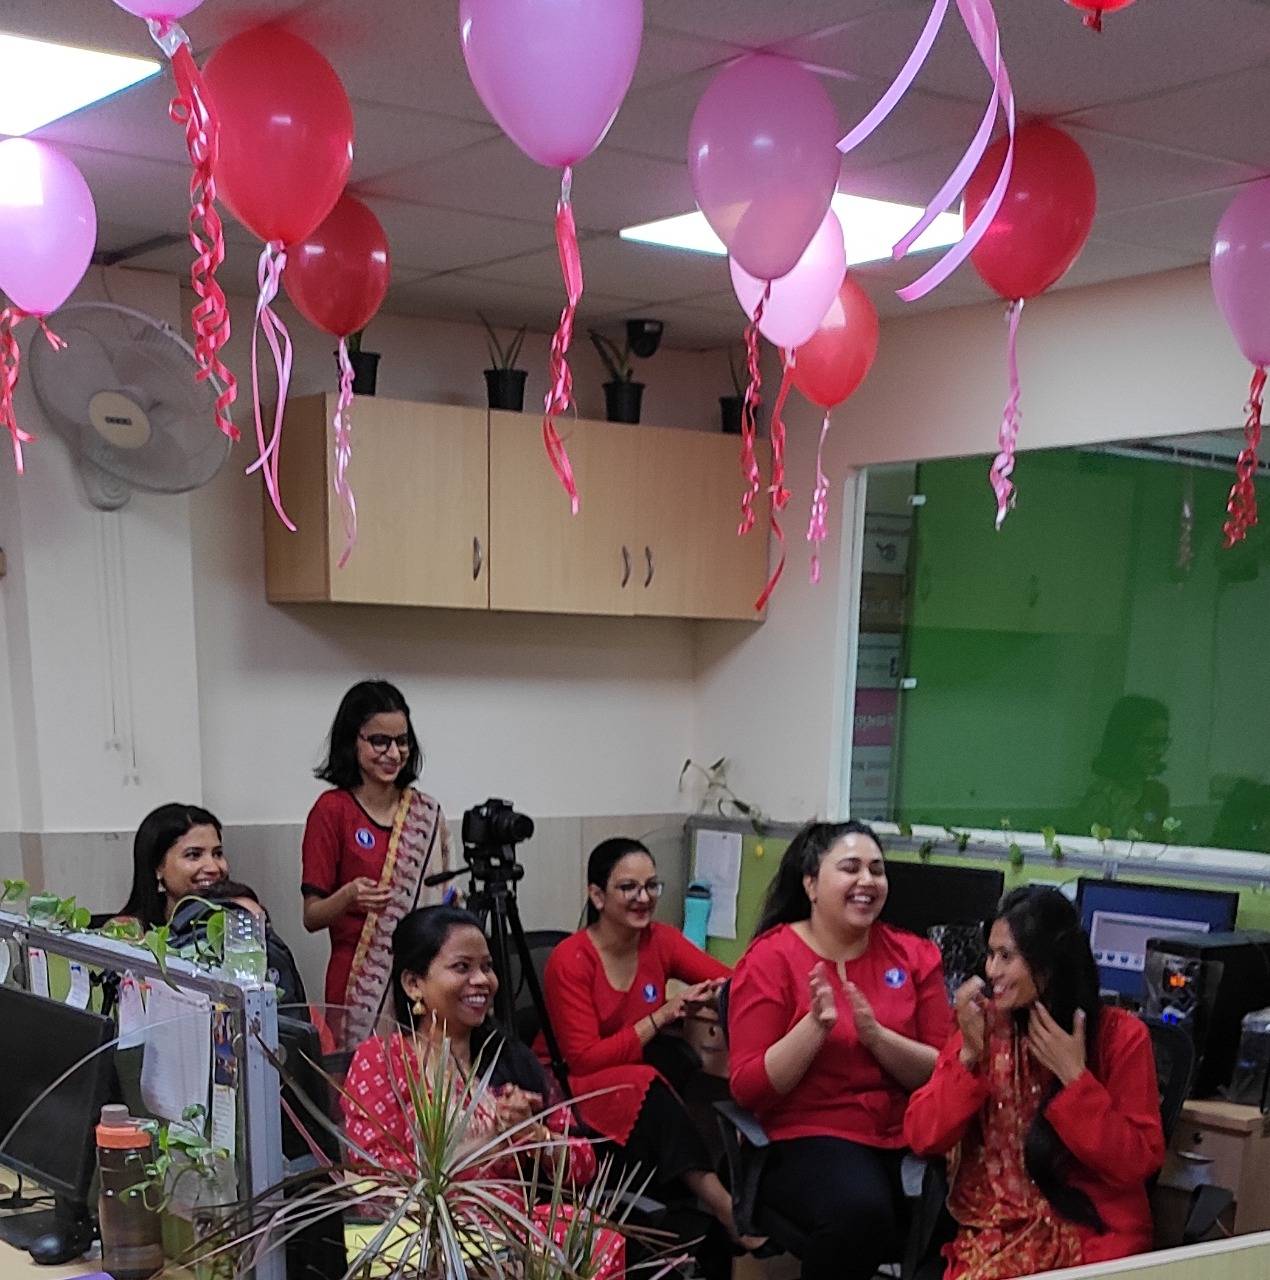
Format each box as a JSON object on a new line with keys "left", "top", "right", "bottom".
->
{"left": 94, "top": 510, "right": 140, "bottom": 787}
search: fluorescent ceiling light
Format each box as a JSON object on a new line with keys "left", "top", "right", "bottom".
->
{"left": 0, "top": 33, "right": 159, "bottom": 136}
{"left": 620, "top": 193, "right": 963, "bottom": 267}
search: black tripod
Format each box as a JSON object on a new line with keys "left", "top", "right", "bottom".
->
{"left": 425, "top": 844, "right": 571, "bottom": 1097}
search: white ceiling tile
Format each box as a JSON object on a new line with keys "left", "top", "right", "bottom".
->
{"left": 1092, "top": 188, "right": 1238, "bottom": 257}
{"left": 645, "top": 0, "right": 923, "bottom": 48}
{"left": 32, "top": 75, "right": 187, "bottom": 165}
{"left": 125, "top": 239, "right": 265, "bottom": 297}
{"left": 1049, "top": 237, "right": 1200, "bottom": 291}
{"left": 350, "top": 104, "right": 497, "bottom": 183}
{"left": 631, "top": 28, "right": 745, "bottom": 89}
{"left": 360, "top": 198, "right": 555, "bottom": 274}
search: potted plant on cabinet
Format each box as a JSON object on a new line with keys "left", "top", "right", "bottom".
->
{"left": 589, "top": 329, "right": 644, "bottom": 424}
{"left": 720, "top": 348, "right": 744, "bottom": 435}
{"left": 346, "top": 328, "right": 380, "bottom": 397}
{"left": 479, "top": 312, "right": 529, "bottom": 411}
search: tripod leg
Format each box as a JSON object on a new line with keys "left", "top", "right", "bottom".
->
{"left": 484, "top": 895, "right": 518, "bottom": 1033}
{"left": 504, "top": 897, "right": 571, "bottom": 1097}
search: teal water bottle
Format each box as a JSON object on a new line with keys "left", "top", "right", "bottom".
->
{"left": 683, "top": 881, "right": 712, "bottom": 950}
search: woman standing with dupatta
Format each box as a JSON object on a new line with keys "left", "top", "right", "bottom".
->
{"left": 302, "top": 680, "right": 451, "bottom": 1044}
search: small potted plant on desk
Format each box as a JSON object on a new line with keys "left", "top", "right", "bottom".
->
{"left": 345, "top": 328, "right": 380, "bottom": 397}
{"left": 479, "top": 312, "right": 529, "bottom": 411}
{"left": 720, "top": 347, "right": 745, "bottom": 435}
{"left": 589, "top": 328, "right": 644, "bottom": 424}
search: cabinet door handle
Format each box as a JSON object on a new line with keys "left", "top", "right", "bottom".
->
{"left": 472, "top": 536, "right": 483, "bottom": 581}
{"left": 620, "top": 545, "right": 631, "bottom": 588}
{"left": 1176, "top": 1150, "right": 1214, "bottom": 1165}
{"left": 644, "top": 545, "right": 654, "bottom": 588}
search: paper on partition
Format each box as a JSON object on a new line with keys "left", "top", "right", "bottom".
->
{"left": 66, "top": 961, "right": 90, "bottom": 1008}
{"left": 140, "top": 980, "right": 212, "bottom": 1124}
{"left": 693, "top": 829, "right": 743, "bottom": 941}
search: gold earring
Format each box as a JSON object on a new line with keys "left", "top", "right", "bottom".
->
{"left": 411, "top": 997, "right": 425, "bottom": 1017}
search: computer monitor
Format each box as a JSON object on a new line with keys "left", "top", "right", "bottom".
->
{"left": 880, "top": 861, "right": 1006, "bottom": 937}
{"left": 1076, "top": 878, "right": 1240, "bottom": 1000}
{"left": 0, "top": 985, "right": 116, "bottom": 1203}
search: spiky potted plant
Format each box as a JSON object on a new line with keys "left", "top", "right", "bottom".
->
{"left": 479, "top": 313, "right": 529, "bottom": 412}
{"left": 589, "top": 329, "right": 644, "bottom": 425}
{"left": 720, "top": 348, "right": 745, "bottom": 435}
{"left": 346, "top": 328, "right": 380, "bottom": 397}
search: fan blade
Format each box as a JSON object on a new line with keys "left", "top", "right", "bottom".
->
{"left": 29, "top": 327, "right": 123, "bottom": 433}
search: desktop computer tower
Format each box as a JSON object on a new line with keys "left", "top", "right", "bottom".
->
{"left": 1144, "top": 930, "right": 1270, "bottom": 1098}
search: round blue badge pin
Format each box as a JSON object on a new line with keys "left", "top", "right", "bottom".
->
{"left": 883, "top": 967, "right": 908, "bottom": 989}
{"left": 355, "top": 827, "right": 375, "bottom": 849}
{"left": 642, "top": 982, "right": 658, "bottom": 1003}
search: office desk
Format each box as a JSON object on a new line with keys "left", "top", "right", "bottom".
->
{"left": 1161, "top": 1099, "right": 1270, "bottom": 1236}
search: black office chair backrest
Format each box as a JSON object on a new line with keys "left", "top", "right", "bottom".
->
{"left": 503, "top": 929, "right": 569, "bottom": 1044}
{"left": 1141, "top": 1013, "right": 1195, "bottom": 1144}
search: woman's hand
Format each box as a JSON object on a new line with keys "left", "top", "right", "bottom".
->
{"left": 845, "top": 981, "right": 880, "bottom": 1049}
{"left": 955, "top": 977, "right": 989, "bottom": 1071}
{"left": 657, "top": 980, "right": 716, "bottom": 1027}
{"left": 493, "top": 1085, "right": 542, "bottom": 1132}
{"left": 808, "top": 963, "right": 838, "bottom": 1033}
{"left": 1027, "top": 1004, "right": 1087, "bottom": 1087}
{"left": 343, "top": 876, "right": 392, "bottom": 914}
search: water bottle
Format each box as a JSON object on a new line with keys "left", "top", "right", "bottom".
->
{"left": 97, "top": 1105, "right": 164, "bottom": 1280}
{"left": 222, "top": 907, "right": 267, "bottom": 984}
{"left": 683, "top": 881, "right": 712, "bottom": 950}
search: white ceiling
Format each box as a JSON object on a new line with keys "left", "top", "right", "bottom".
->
{"left": 11, "top": 0, "right": 1270, "bottom": 348}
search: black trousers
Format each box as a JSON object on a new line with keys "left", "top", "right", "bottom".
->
{"left": 759, "top": 1136, "right": 906, "bottom": 1280}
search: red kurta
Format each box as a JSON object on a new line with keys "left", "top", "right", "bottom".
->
{"left": 903, "top": 1007, "right": 1165, "bottom": 1276}
{"left": 301, "top": 788, "right": 392, "bottom": 1006}
{"left": 728, "top": 922, "right": 952, "bottom": 1147}
{"left": 542, "top": 923, "right": 729, "bottom": 1143}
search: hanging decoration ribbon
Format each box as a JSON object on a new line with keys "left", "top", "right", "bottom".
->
{"left": 0, "top": 308, "right": 66, "bottom": 474}
{"left": 807, "top": 412, "right": 833, "bottom": 584}
{"left": 1223, "top": 365, "right": 1266, "bottom": 548}
{"left": 332, "top": 338, "right": 359, "bottom": 568}
{"left": 754, "top": 356, "right": 796, "bottom": 612}
{"left": 737, "top": 283, "right": 770, "bottom": 537}
{"left": 542, "top": 167, "right": 582, "bottom": 514}
{"left": 837, "top": 0, "right": 1016, "bottom": 303}
{"left": 147, "top": 19, "right": 236, "bottom": 440}
{"left": 990, "top": 300, "right": 1024, "bottom": 529}
{"left": 245, "top": 241, "right": 295, "bottom": 531}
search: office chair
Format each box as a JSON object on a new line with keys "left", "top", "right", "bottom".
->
{"left": 502, "top": 928, "right": 570, "bottom": 1045}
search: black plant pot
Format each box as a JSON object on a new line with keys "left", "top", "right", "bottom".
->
{"left": 604, "top": 380, "right": 644, "bottom": 424}
{"left": 719, "top": 395, "right": 744, "bottom": 435}
{"left": 484, "top": 367, "right": 528, "bottom": 412}
{"left": 349, "top": 350, "right": 380, "bottom": 396}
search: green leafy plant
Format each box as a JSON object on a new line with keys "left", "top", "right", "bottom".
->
{"left": 1162, "top": 816, "right": 1182, "bottom": 844}
{"left": 678, "top": 757, "right": 766, "bottom": 834}
{"left": 0, "top": 878, "right": 27, "bottom": 906}
{"left": 917, "top": 839, "right": 935, "bottom": 863}
{"left": 896, "top": 821, "right": 913, "bottom": 839}
{"left": 943, "top": 826, "right": 971, "bottom": 853}
{"left": 478, "top": 312, "right": 528, "bottom": 372}
{"left": 1042, "top": 826, "right": 1065, "bottom": 865}
{"left": 347, "top": 328, "right": 364, "bottom": 358}
{"left": 589, "top": 329, "right": 635, "bottom": 383}
{"left": 131, "top": 1105, "right": 227, "bottom": 1214}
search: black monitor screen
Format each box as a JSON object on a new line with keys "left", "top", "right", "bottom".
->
{"left": 0, "top": 985, "right": 116, "bottom": 1200}
{"left": 880, "top": 861, "right": 1005, "bottom": 937}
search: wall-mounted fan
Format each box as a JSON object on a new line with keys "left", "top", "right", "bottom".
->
{"left": 28, "top": 301, "right": 231, "bottom": 510}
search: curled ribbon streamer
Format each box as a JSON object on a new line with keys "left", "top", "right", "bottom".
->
{"left": 807, "top": 412, "right": 833, "bottom": 585}
{"left": 0, "top": 309, "right": 66, "bottom": 474}
{"left": 989, "top": 299, "right": 1023, "bottom": 529}
{"left": 836, "top": 0, "right": 1015, "bottom": 303}
{"left": 246, "top": 241, "right": 296, "bottom": 531}
{"left": 1222, "top": 365, "right": 1266, "bottom": 548}
{"left": 333, "top": 337, "right": 359, "bottom": 569}
{"left": 754, "top": 356, "right": 797, "bottom": 612}
{"left": 543, "top": 166, "right": 582, "bottom": 514}
{"left": 149, "top": 20, "right": 237, "bottom": 441}
{"left": 737, "top": 283, "right": 769, "bottom": 537}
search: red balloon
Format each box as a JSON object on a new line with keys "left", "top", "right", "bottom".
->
{"left": 1066, "top": 0, "right": 1136, "bottom": 29}
{"left": 203, "top": 25, "right": 354, "bottom": 246}
{"left": 789, "top": 276, "right": 879, "bottom": 410}
{"left": 964, "top": 122, "right": 1096, "bottom": 301}
{"left": 284, "top": 195, "right": 391, "bottom": 338}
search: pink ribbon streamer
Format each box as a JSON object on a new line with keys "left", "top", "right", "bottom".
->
{"left": 0, "top": 308, "right": 66, "bottom": 474}
{"left": 990, "top": 299, "right": 1023, "bottom": 529}
{"left": 737, "top": 284, "right": 770, "bottom": 537}
{"left": 149, "top": 20, "right": 237, "bottom": 441}
{"left": 543, "top": 166, "right": 582, "bottom": 514}
{"left": 1223, "top": 365, "right": 1265, "bottom": 548}
{"left": 246, "top": 241, "right": 296, "bottom": 531}
{"left": 807, "top": 412, "right": 833, "bottom": 584}
{"left": 333, "top": 336, "right": 359, "bottom": 569}
{"left": 754, "top": 356, "right": 796, "bottom": 612}
{"left": 837, "top": 0, "right": 1015, "bottom": 303}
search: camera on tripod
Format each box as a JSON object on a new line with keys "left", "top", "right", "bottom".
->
{"left": 462, "top": 797, "right": 534, "bottom": 852}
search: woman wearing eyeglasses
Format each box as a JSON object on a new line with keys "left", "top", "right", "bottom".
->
{"left": 301, "top": 679, "right": 452, "bottom": 1040}
{"left": 543, "top": 837, "right": 750, "bottom": 1261}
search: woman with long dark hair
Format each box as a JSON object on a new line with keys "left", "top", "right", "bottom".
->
{"left": 727, "top": 820, "right": 952, "bottom": 1280}
{"left": 904, "top": 886, "right": 1164, "bottom": 1278}
{"left": 119, "top": 803, "right": 228, "bottom": 927}
{"left": 301, "top": 680, "right": 451, "bottom": 1040}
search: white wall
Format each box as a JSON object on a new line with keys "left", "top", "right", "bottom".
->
{"left": 693, "top": 263, "right": 1252, "bottom": 822}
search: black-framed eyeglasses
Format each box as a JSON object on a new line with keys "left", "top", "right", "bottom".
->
{"left": 360, "top": 733, "right": 411, "bottom": 756}
{"left": 612, "top": 879, "right": 664, "bottom": 901}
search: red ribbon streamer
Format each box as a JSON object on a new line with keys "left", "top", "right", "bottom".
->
{"left": 1083, "top": 10, "right": 1104, "bottom": 31}
{"left": 0, "top": 308, "right": 66, "bottom": 474}
{"left": 754, "top": 356, "right": 796, "bottom": 612}
{"left": 333, "top": 337, "right": 358, "bottom": 568}
{"left": 990, "top": 299, "right": 1023, "bottom": 529}
{"left": 807, "top": 411, "right": 833, "bottom": 584}
{"left": 246, "top": 241, "right": 296, "bottom": 531}
{"left": 543, "top": 166, "right": 582, "bottom": 514}
{"left": 737, "top": 284, "right": 769, "bottom": 537}
{"left": 1223, "top": 365, "right": 1265, "bottom": 549}
{"left": 151, "top": 21, "right": 237, "bottom": 441}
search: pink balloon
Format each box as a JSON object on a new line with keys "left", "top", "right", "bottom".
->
{"left": 689, "top": 54, "right": 840, "bottom": 282}
{"left": 731, "top": 208, "right": 847, "bottom": 350}
{"left": 1212, "top": 179, "right": 1270, "bottom": 367}
{"left": 0, "top": 140, "right": 96, "bottom": 316}
{"left": 460, "top": 0, "right": 643, "bottom": 169}
{"left": 111, "top": 0, "right": 204, "bottom": 17}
